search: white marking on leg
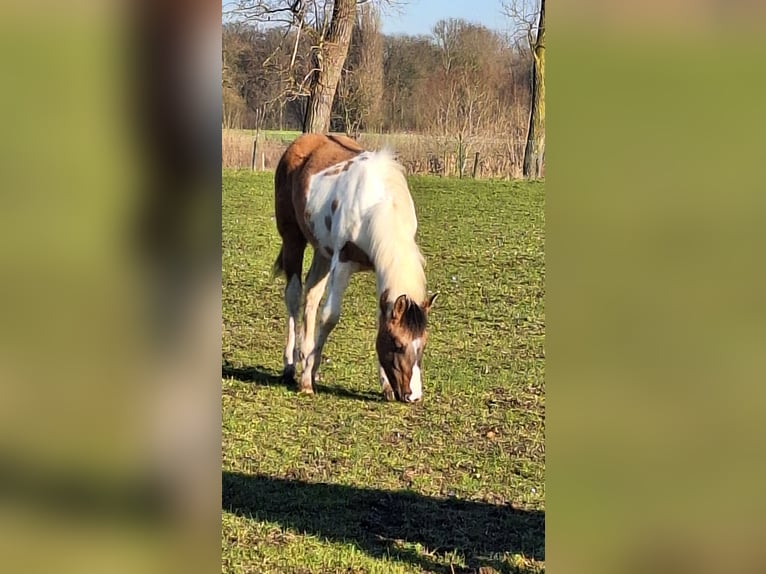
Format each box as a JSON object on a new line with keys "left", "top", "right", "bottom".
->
{"left": 284, "top": 275, "right": 301, "bottom": 373}
{"left": 286, "top": 316, "right": 296, "bottom": 357}
{"left": 300, "top": 255, "right": 331, "bottom": 365}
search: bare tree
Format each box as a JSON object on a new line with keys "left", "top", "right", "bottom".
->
{"left": 301, "top": 0, "right": 358, "bottom": 132}
{"left": 335, "top": 3, "right": 383, "bottom": 134}
{"left": 502, "top": 0, "right": 545, "bottom": 178}
{"left": 430, "top": 20, "right": 508, "bottom": 175}
{"left": 227, "top": 0, "right": 379, "bottom": 134}
{"left": 382, "top": 34, "right": 439, "bottom": 131}
{"left": 353, "top": 4, "right": 384, "bottom": 131}
{"left": 223, "top": 3, "right": 534, "bottom": 177}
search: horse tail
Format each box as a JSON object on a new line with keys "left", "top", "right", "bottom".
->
{"left": 272, "top": 245, "right": 285, "bottom": 278}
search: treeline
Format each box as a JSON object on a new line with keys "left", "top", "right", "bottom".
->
{"left": 223, "top": 10, "right": 533, "bottom": 139}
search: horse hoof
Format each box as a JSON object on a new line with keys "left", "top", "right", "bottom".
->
{"left": 382, "top": 388, "right": 395, "bottom": 402}
{"left": 298, "top": 385, "right": 314, "bottom": 395}
{"left": 281, "top": 375, "right": 296, "bottom": 386}
{"left": 281, "top": 365, "right": 296, "bottom": 383}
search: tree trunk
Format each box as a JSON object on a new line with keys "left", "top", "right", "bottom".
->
{"left": 523, "top": 0, "right": 545, "bottom": 179}
{"left": 303, "top": 0, "right": 357, "bottom": 133}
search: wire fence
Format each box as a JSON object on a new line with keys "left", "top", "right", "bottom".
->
{"left": 222, "top": 129, "right": 543, "bottom": 179}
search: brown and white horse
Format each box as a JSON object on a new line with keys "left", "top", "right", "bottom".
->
{"left": 273, "top": 133, "right": 437, "bottom": 403}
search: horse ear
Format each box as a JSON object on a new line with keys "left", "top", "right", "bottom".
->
{"left": 392, "top": 294, "right": 409, "bottom": 322}
{"left": 422, "top": 292, "right": 439, "bottom": 313}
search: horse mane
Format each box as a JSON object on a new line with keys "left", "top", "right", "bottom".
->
{"left": 366, "top": 150, "right": 427, "bottom": 304}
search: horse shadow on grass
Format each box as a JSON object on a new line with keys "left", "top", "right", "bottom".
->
{"left": 221, "top": 360, "right": 382, "bottom": 402}
{"left": 222, "top": 471, "right": 545, "bottom": 573}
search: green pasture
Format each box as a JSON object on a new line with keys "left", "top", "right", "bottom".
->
{"left": 222, "top": 170, "right": 545, "bottom": 573}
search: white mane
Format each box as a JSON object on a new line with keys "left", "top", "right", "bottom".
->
{"left": 365, "top": 150, "right": 427, "bottom": 303}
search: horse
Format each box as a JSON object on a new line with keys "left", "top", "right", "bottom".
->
{"left": 272, "top": 133, "right": 437, "bottom": 403}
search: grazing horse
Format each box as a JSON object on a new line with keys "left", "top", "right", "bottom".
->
{"left": 273, "top": 133, "right": 437, "bottom": 403}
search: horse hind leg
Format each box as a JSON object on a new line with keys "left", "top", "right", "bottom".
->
{"left": 279, "top": 237, "right": 306, "bottom": 383}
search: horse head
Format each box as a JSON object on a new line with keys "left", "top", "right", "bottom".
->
{"left": 376, "top": 291, "right": 438, "bottom": 403}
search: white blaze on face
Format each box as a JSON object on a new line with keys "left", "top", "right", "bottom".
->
{"left": 407, "top": 339, "right": 423, "bottom": 402}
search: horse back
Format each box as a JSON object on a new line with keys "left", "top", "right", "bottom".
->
{"left": 275, "top": 134, "right": 364, "bottom": 245}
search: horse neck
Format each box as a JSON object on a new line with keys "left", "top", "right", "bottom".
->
{"left": 373, "top": 253, "right": 426, "bottom": 303}
{"left": 369, "top": 209, "right": 426, "bottom": 305}
{"left": 361, "top": 154, "right": 426, "bottom": 305}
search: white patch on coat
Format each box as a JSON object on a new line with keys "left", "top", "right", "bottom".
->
{"left": 305, "top": 151, "right": 426, "bottom": 304}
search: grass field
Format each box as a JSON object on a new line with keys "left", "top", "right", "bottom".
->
{"left": 222, "top": 170, "right": 545, "bottom": 573}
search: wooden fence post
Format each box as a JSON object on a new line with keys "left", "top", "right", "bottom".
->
{"left": 472, "top": 152, "right": 480, "bottom": 178}
{"left": 251, "top": 125, "right": 262, "bottom": 171}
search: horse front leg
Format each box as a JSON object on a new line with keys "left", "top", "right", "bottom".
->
{"left": 300, "top": 260, "right": 353, "bottom": 393}
{"left": 298, "top": 253, "right": 330, "bottom": 391}
{"left": 379, "top": 363, "right": 395, "bottom": 402}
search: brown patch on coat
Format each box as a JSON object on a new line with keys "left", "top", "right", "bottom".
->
{"left": 324, "top": 215, "right": 332, "bottom": 232}
{"left": 326, "top": 134, "right": 364, "bottom": 153}
{"left": 325, "top": 167, "right": 342, "bottom": 176}
{"left": 339, "top": 241, "right": 373, "bottom": 270}
{"left": 341, "top": 161, "right": 353, "bottom": 172}
{"left": 331, "top": 198, "right": 339, "bottom": 213}
{"left": 357, "top": 155, "right": 368, "bottom": 161}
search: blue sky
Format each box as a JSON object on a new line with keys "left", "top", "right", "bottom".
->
{"left": 222, "top": 1, "right": 527, "bottom": 37}
{"left": 379, "top": 0, "right": 509, "bottom": 36}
